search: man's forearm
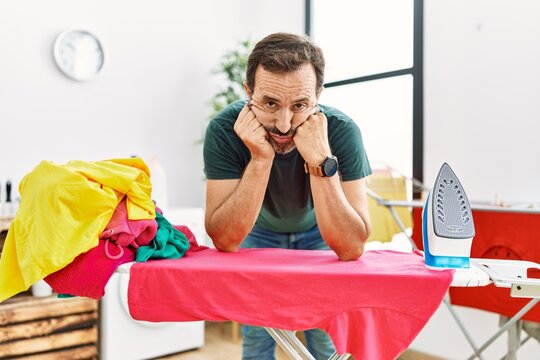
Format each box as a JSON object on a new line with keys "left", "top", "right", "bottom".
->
{"left": 207, "top": 158, "right": 273, "bottom": 251}
{"left": 310, "top": 177, "right": 371, "bottom": 261}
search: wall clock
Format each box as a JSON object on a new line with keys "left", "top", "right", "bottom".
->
{"left": 53, "top": 30, "right": 105, "bottom": 81}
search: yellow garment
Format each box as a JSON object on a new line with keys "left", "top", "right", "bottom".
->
{"left": 367, "top": 174, "right": 413, "bottom": 242}
{"left": 0, "top": 158, "right": 155, "bottom": 302}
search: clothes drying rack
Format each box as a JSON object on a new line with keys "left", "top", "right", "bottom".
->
{"left": 367, "top": 170, "right": 540, "bottom": 360}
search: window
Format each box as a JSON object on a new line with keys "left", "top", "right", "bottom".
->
{"left": 307, "top": 0, "right": 423, "bottom": 181}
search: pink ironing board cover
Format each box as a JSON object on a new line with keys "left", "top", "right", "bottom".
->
{"left": 128, "top": 248, "right": 453, "bottom": 360}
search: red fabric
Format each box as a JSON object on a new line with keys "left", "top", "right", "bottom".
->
{"left": 172, "top": 225, "right": 208, "bottom": 252}
{"left": 45, "top": 239, "right": 135, "bottom": 299}
{"left": 128, "top": 248, "right": 453, "bottom": 360}
{"left": 412, "top": 208, "right": 540, "bottom": 321}
{"left": 100, "top": 197, "right": 158, "bottom": 250}
{"left": 44, "top": 199, "right": 158, "bottom": 299}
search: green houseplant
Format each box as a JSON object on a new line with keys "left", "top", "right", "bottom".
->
{"left": 208, "top": 39, "right": 253, "bottom": 124}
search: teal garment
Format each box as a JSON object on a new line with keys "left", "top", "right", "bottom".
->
{"left": 136, "top": 212, "right": 190, "bottom": 262}
{"left": 58, "top": 293, "right": 74, "bottom": 298}
{"left": 203, "top": 100, "right": 372, "bottom": 233}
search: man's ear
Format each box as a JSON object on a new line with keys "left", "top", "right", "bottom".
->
{"left": 243, "top": 81, "right": 252, "bottom": 98}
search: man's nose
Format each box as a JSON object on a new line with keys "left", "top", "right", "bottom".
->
{"left": 275, "top": 108, "right": 293, "bottom": 134}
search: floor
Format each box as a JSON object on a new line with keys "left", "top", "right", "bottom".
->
{"left": 156, "top": 322, "right": 444, "bottom": 360}
{"left": 157, "top": 322, "right": 289, "bottom": 360}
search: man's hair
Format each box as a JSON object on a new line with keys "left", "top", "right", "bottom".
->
{"left": 246, "top": 32, "right": 325, "bottom": 94}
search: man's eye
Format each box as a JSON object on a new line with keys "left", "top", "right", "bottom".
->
{"left": 265, "top": 102, "right": 277, "bottom": 108}
{"left": 293, "top": 104, "right": 307, "bottom": 112}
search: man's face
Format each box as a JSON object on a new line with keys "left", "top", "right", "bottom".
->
{"left": 246, "top": 64, "right": 319, "bottom": 155}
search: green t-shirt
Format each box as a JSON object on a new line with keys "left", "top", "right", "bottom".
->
{"left": 203, "top": 100, "right": 371, "bottom": 233}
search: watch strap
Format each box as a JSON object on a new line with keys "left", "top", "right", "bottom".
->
{"left": 304, "top": 162, "right": 325, "bottom": 177}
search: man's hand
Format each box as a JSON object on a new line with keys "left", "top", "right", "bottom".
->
{"left": 234, "top": 104, "right": 275, "bottom": 161}
{"left": 294, "top": 110, "right": 332, "bottom": 165}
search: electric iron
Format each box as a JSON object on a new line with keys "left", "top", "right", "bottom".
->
{"left": 422, "top": 163, "right": 475, "bottom": 269}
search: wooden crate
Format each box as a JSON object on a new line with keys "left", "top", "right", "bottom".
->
{"left": 0, "top": 295, "right": 98, "bottom": 359}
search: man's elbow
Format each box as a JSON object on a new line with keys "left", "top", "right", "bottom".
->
{"left": 213, "top": 240, "right": 240, "bottom": 253}
{"left": 336, "top": 233, "right": 368, "bottom": 261}
{"left": 207, "top": 230, "right": 241, "bottom": 253}
{"left": 337, "top": 244, "right": 364, "bottom": 261}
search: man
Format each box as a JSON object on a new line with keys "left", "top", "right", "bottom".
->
{"left": 203, "top": 32, "right": 372, "bottom": 360}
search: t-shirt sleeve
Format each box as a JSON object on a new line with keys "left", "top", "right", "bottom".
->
{"left": 329, "top": 116, "right": 372, "bottom": 182}
{"left": 203, "top": 117, "right": 245, "bottom": 180}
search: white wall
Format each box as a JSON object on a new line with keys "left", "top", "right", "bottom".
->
{"left": 413, "top": 1, "right": 540, "bottom": 358}
{"left": 424, "top": 0, "right": 540, "bottom": 204}
{"left": 0, "top": 0, "right": 304, "bottom": 208}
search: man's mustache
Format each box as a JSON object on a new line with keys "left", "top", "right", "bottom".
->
{"left": 266, "top": 127, "right": 296, "bottom": 137}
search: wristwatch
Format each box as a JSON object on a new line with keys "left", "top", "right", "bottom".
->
{"left": 304, "top": 155, "right": 339, "bottom": 177}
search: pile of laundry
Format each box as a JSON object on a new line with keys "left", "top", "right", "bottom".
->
{"left": 0, "top": 158, "right": 203, "bottom": 302}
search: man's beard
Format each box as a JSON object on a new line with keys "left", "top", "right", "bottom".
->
{"left": 265, "top": 127, "right": 297, "bottom": 155}
{"left": 268, "top": 138, "right": 296, "bottom": 155}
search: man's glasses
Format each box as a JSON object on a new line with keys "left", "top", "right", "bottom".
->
{"left": 248, "top": 99, "right": 320, "bottom": 117}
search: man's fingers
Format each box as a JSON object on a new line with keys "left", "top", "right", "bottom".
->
{"left": 235, "top": 106, "right": 257, "bottom": 130}
{"left": 235, "top": 108, "right": 267, "bottom": 141}
{"left": 238, "top": 103, "right": 251, "bottom": 117}
{"left": 237, "top": 104, "right": 256, "bottom": 123}
{"left": 245, "top": 116, "right": 262, "bottom": 132}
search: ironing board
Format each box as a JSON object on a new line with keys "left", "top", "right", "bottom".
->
{"left": 367, "top": 184, "right": 540, "bottom": 360}
{"left": 115, "top": 248, "right": 540, "bottom": 360}
{"left": 120, "top": 248, "right": 455, "bottom": 360}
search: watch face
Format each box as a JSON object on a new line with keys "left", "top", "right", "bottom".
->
{"left": 322, "top": 156, "right": 338, "bottom": 177}
{"left": 54, "top": 30, "right": 104, "bottom": 81}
